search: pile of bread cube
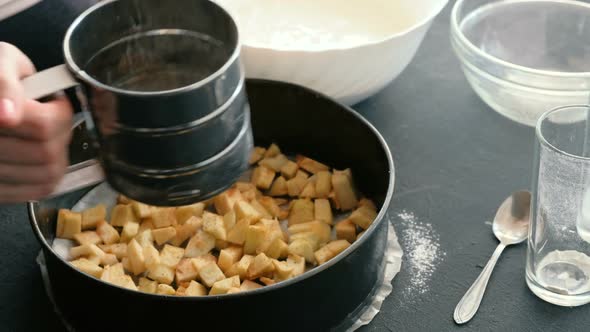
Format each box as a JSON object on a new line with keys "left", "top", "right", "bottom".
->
{"left": 56, "top": 144, "right": 378, "bottom": 296}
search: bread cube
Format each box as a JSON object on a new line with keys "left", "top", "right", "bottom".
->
{"left": 151, "top": 208, "right": 177, "bottom": 228}
{"left": 127, "top": 239, "right": 146, "bottom": 275}
{"left": 258, "top": 197, "right": 281, "bottom": 218}
{"left": 335, "top": 220, "right": 357, "bottom": 243}
{"left": 251, "top": 166, "right": 276, "bottom": 190}
{"left": 157, "top": 284, "right": 176, "bottom": 295}
{"left": 135, "top": 229, "right": 154, "bottom": 248}
{"left": 240, "top": 280, "right": 263, "bottom": 291}
{"left": 184, "top": 280, "right": 207, "bottom": 296}
{"left": 138, "top": 220, "right": 154, "bottom": 233}
{"left": 191, "top": 253, "right": 218, "bottom": 272}
{"left": 349, "top": 205, "right": 378, "bottom": 230}
{"left": 100, "top": 253, "right": 118, "bottom": 266}
{"left": 152, "top": 226, "right": 177, "bottom": 245}
{"left": 288, "top": 199, "right": 314, "bottom": 226}
{"left": 160, "top": 244, "right": 185, "bottom": 268}
{"left": 259, "top": 154, "right": 289, "bottom": 172}
{"left": 272, "top": 259, "right": 295, "bottom": 281}
{"left": 223, "top": 210, "right": 236, "bottom": 231}
{"left": 242, "top": 187, "right": 263, "bottom": 201}
{"left": 147, "top": 264, "right": 175, "bottom": 284}
{"left": 289, "top": 232, "right": 320, "bottom": 249}
{"left": 138, "top": 277, "right": 157, "bottom": 294}
{"left": 225, "top": 255, "right": 253, "bottom": 280}
{"left": 117, "top": 195, "right": 131, "bottom": 204}
{"left": 296, "top": 155, "right": 329, "bottom": 174}
{"left": 328, "top": 191, "right": 340, "bottom": 210}
{"left": 70, "top": 258, "right": 103, "bottom": 278}
{"left": 227, "top": 218, "right": 249, "bottom": 245}
{"left": 199, "top": 262, "right": 225, "bottom": 287}
{"left": 234, "top": 181, "right": 256, "bottom": 192}
{"left": 175, "top": 203, "right": 205, "bottom": 224}
{"left": 184, "top": 230, "right": 215, "bottom": 258}
{"left": 56, "top": 209, "right": 82, "bottom": 239}
{"left": 143, "top": 244, "right": 160, "bottom": 269}
{"left": 256, "top": 219, "right": 283, "bottom": 252}
{"left": 171, "top": 216, "right": 201, "bottom": 247}
{"left": 244, "top": 224, "right": 268, "bottom": 255}
{"left": 286, "top": 255, "right": 305, "bottom": 277}
{"left": 251, "top": 200, "right": 273, "bottom": 219}
{"left": 209, "top": 275, "right": 241, "bottom": 295}
{"left": 314, "top": 240, "right": 351, "bottom": 265}
{"left": 288, "top": 239, "right": 316, "bottom": 264}
{"left": 288, "top": 220, "right": 331, "bottom": 244}
{"left": 215, "top": 239, "right": 229, "bottom": 250}
{"left": 286, "top": 176, "right": 307, "bottom": 197}
{"left": 280, "top": 160, "right": 299, "bottom": 179}
{"left": 81, "top": 204, "right": 106, "bottom": 230}
{"left": 175, "top": 258, "right": 199, "bottom": 283}
{"left": 110, "top": 204, "right": 137, "bottom": 227}
{"left": 214, "top": 189, "right": 244, "bottom": 215}
{"left": 70, "top": 243, "right": 105, "bottom": 260}
{"left": 259, "top": 277, "right": 276, "bottom": 286}
{"left": 120, "top": 257, "right": 132, "bottom": 274}
{"left": 86, "top": 255, "right": 101, "bottom": 265}
{"left": 249, "top": 146, "right": 266, "bottom": 165}
{"left": 202, "top": 212, "right": 227, "bottom": 241}
{"left": 120, "top": 221, "right": 140, "bottom": 243}
{"left": 295, "top": 170, "right": 309, "bottom": 180}
{"left": 263, "top": 143, "right": 280, "bottom": 158}
{"left": 130, "top": 201, "right": 152, "bottom": 219}
{"left": 314, "top": 171, "right": 332, "bottom": 198}
{"left": 227, "top": 287, "right": 242, "bottom": 294}
{"left": 269, "top": 176, "right": 288, "bottom": 196}
{"left": 110, "top": 274, "right": 137, "bottom": 291}
{"left": 100, "top": 263, "right": 125, "bottom": 283}
{"left": 246, "top": 253, "right": 274, "bottom": 280}
{"left": 218, "top": 246, "right": 244, "bottom": 273}
{"left": 73, "top": 231, "right": 102, "bottom": 245}
{"left": 358, "top": 198, "right": 377, "bottom": 211}
{"left": 265, "top": 238, "right": 289, "bottom": 259}
{"left": 331, "top": 170, "right": 358, "bottom": 211}
{"left": 299, "top": 180, "right": 316, "bottom": 199}
{"left": 235, "top": 201, "right": 263, "bottom": 222}
{"left": 98, "top": 243, "right": 127, "bottom": 259}
{"left": 96, "top": 220, "right": 119, "bottom": 244}
{"left": 313, "top": 199, "right": 333, "bottom": 225}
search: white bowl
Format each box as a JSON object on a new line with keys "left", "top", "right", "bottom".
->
{"left": 215, "top": 0, "right": 448, "bottom": 105}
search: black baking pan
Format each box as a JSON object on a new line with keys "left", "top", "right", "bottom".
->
{"left": 28, "top": 79, "right": 395, "bottom": 332}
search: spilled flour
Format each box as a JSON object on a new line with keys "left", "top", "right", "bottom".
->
{"left": 398, "top": 210, "right": 445, "bottom": 297}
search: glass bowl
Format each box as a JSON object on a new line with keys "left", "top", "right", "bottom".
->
{"left": 451, "top": 0, "right": 590, "bottom": 126}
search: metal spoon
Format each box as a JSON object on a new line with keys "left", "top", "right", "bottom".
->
{"left": 453, "top": 190, "right": 531, "bottom": 324}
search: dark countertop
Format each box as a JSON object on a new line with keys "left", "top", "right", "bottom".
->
{"left": 1, "top": 1, "right": 589, "bottom": 331}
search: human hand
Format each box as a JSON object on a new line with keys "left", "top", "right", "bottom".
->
{"left": 0, "top": 42, "right": 73, "bottom": 203}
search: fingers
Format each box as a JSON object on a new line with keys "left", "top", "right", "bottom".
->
{"left": 0, "top": 155, "right": 67, "bottom": 184}
{"left": 0, "top": 130, "right": 71, "bottom": 165}
{"left": 0, "top": 42, "right": 36, "bottom": 127}
{"left": 0, "top": 43, "right": 72, "bottom": 203}
{"left": 0, "top": 95, "right": 73, "bottom": 140}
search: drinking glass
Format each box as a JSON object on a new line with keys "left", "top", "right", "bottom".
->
{"left": 526, "top": 104, "right": 590, "bottom": 306}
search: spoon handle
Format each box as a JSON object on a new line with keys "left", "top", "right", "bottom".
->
{"left": 453, "top": 243, "right": 506, "bottom": 324}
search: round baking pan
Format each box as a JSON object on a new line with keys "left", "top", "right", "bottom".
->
{"left": 28, "top": 79, "right": 395, "bottom": 332}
